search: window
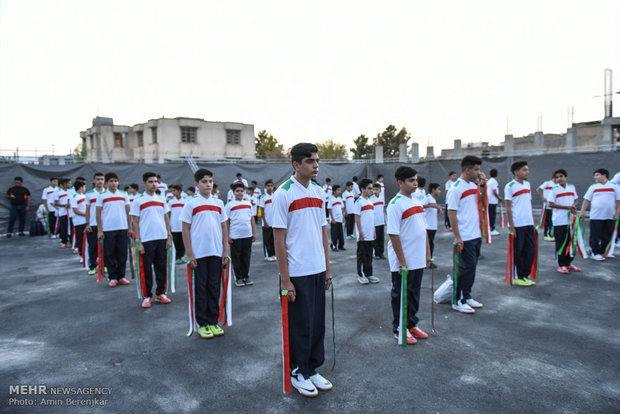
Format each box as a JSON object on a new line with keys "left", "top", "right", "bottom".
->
{"left": 181, "top": 127, "right": 197, "bottom": 143}
{"left": 114, "top": 132, "right": 123, "bottom": 148}
{"left": 226, "top": 129, "right": 241, "bottom": 145}
{"left": 151, "top": 127, "right": 158, "bottom": 144}
{"left": 137, "top": 131, "right": 144, "bottom": 147}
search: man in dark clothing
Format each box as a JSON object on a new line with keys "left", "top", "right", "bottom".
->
{"left": 6, "top": 176, "right": 31, "bottom": 236}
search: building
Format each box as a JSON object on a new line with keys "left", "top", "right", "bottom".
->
{"left": 39, "top": 154, "right": 75, "bottom": 166}
{"left": 80, "top": 116, "right": 256, "bottom": 163}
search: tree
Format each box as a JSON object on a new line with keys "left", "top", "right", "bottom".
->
{"left": 255, "top": 130, "right": 286, "bottom": 159}
{"left": 316, "top": 139, "right": 347, "bottom": 160}
{"left": 73, "top": 142, "right": 86, "bottom": 163}
{"left": 373, "top": 125, "right": 411, "bottom": 159}
{"left": 350, "top": 134, "right": 373, "bottom": 160}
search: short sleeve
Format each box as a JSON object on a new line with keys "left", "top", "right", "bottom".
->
{"left": 179, "top": 202, "right": 193, "bottom": 224}
{"left": 548, "top": 189, "right": 556, "bottom": 204}
{"left": 353, "top": 200, "right": 361, "bottom": 215}
{"left": 41, "top": 189, "right": 47, "bottom": 200}
{"left": 129, "top": 200, "right": 140, "bottom": 216}
{"left": 164, "top": 202, "right": 170, "bottom": 214}
{"left": 447, "top": 186, "right": 460, "bottom": 210}
{"left": 504, "top": 184, "right": 512, "bottom": 201}
{"left": 271, "top": 190, "right": 288, "bottom": 229}
{"left": 95, "top": 194, "right": 104, "bottom": 207}
{"left": 224, "top": 203, "right": 232, "bottom": 218}
{"left": 538, "top": 182, "right": 546, "bottom": 190}
{"left": 125, "top": 193, "right": 130, "bottom": 205}
{"left": 219, "top": 200, "right": 228, "bottom": 223}
{"left": 615, "top": 185, "right": 620, "bottom": 201}
{"left": 584, "top": 185, "right": 594, "bottom": 201}
{"left": 572, "top": 186, "right": 578, "bottom": 199}
{"left": 386, "top": 203, "right": 401, "bottom": 235}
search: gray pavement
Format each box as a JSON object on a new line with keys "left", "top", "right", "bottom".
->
{"left": 1, "top": 227, "right": 619, "bottom": 413}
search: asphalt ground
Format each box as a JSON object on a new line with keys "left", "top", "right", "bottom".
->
{"left": 1, "top": 225, "right": 619, "bottom": 414}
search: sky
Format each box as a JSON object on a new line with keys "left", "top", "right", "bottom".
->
{"left": 1, "top": 0, "right": 618, "bottom": 158}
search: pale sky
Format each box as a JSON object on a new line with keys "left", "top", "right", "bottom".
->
{"left": 1, "top": 0, "right": 618, "bottom": 157}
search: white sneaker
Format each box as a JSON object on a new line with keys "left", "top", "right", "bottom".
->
{"left": 591, "top": 254, "right": 605, "bottom": 261}
{"left": 309, "top": 372, "right": 332, "bottom": 391}
{"left": 291, "top": 373, "right": 318, "bottom": 397}
{"left": 465, "top": 298, "right": 483, "bottom": 308}
{"left": 270, "top": 256, "right": 277, "bottom": 262}
{"left": 367, "top": 275, "right": 380, "bottom": 284}
{"left": 491, "top": 230, "right": 500, "bottom": 236}
{"left": 452, "top": 301, "right": 475, "bottom": 314}
{"left": 358, "top": 276, "right": 370, "bottom": 285}
{"left": 605, "top": 254, "right": 615, "bottom": 259}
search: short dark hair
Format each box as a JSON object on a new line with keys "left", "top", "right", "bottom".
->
{"left": 490, "top": 169, "right": 498, "bottom": 177}
{"left": 461, "top": 155, "right": 482, "bottom": 171}
{"left": 236, "top": 172, "right": 242, "bottom": 177}
{"left": 265, "top": 179, "right": 273, "bottom": 186}
{"left": 76, "top": 176, "right": 86, "bottom": 181}
{"left": 156, "top": 174, "right": 162, "bottom": 179}
{"left": 50, "top": 177, "right": 57, "bottom": 182}
{"left": 251, "top": 180, "right": 257, "bottom": 185}
{"left": 104, "top": 172, "right": 119, "bottom": 182}
{"left": 553, "top": 169, "right": 567, "bottom": 178}
{"left": 142, "top": 171, "right": 157, "bottom": 182}
{"left": 594, "top": 168, "right": 609, "bottom": 178}
{"left": 510, "top": 161, "right": 528, "bottom": 174}
{"left": 448, "top": 171, "right": 457, "bottom": 176}
{"left": 332, "top": 184, "right": 341, "bottom": 191}
{"left": 14, "top": 176, "right": 23, "bottom": 182}
{"left": 372, "top": 183, "right": 381, "bottom": 189}
{"left": 325, "top": 177, "right": 331, "bottom": 183}
{"left": 290, "top": 143, "right": 318, "bottom": 165}
{"left": 345, "top": 181, "right": 353, "bottom": 187}
{"left": 377, "top": 174, "right": 384, "bottom": 179}
{"left": 395, "top": 166, "right": 417, "bottom": 182}
{"left": 93, "top": 172, "right": 104, "bottom": 178}
{"left": 359, "top": 178, "right": 373, "bottom": 189}
{"left": 417, "top": 176, "right": 426, "bottom": 188}
{"left": 429, "top": 183, "right": 440, "bottom": 192}
{"left": 352, "top": 176, "right": 358, "bottom": 181}
{"left": 211, "top": 184, "right": 216, "bottom": 189}
{"left": 74, "top": 180, "right": 85, "bottom": 191}
{"left": 123, "top": 186, "right": 129, "bottom": 191}
{"left": 187, "top": 186, "right": 195, "bottom": 193}
{"left": 129, "top": 183, "right": 139, "bottom": 191}
{"left": 59, "top": 178, "right": 71, "bottom": 186}
{"left": 194, "top": 168, "right": 213, "bottom": 182}
{"left": 232, "top": 182, "right": 245, "bottom": 191}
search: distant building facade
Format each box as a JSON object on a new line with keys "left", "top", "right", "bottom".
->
{"left": 39, "top": 154, "right": 75, "bottom": 166}
{"left": 80, "top": 116, "right": 256, "bottom": 163}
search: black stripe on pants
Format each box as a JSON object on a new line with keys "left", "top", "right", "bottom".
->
{"left": 345, "top": 214, "right": 355, "bottom": 237}
{"left": 231, "top": 237, "right": 252, "bottom": 279}
{"left": 74, "top": 224, "right": 85, "bottom": 256}
{"left": 374, "top": 225, "right": 384, "bottom": 257}
{"left": 391, "top": 268, "right": 424, "bottom": 332}
{"left": 287, "top": 272, "right": 326, "bottom": 379}
{"left": 172, "top": 232, "right": 185, "bottom": 260}
{"left": 86, "top": 226, "right": 99, "bottom": 269}
{"left": 456, "top": 238, "right": 481, "bottom": 302}
{"left": 195, "top": 256, "right": 222, "bottom": 326}
{"left": 103, "top": 230, "right": 128, "bottom": 280}
{"left": 262, "top": 226, "right": 275, "bottom": 257}
{"left": 330, "top": 222, "right": 344, "bottom": 249}
{"left": 488, "top": 203, "right": 497, "bottom": 231}
{"left": 543, "top": 209, "right": 553, "bottom": 237}
{"left": 59, "top": 215, "right": 69, "bottom": 244}
{"left": 427, "top": 229, "right": 436, "bottom": 258}
{"left": 513, "top": 226, "right": 535, "bottom": 277}
{"left": 553, "top": 225, "right": 574, "bottom": 267}
{"left": 357, "top": 240, "right": 374, "bottom": 277}
{"left": 141, "top": 239, "right": 167, "bottom": 297}
{"left": 589, "top": 219, "right": 614, "bottom": 255}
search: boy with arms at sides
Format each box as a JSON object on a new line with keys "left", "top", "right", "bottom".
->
{"left": 504, "top": 161, "right": 536, "bottom": 286}
{"left": 226, "top": 182, "right": 257, "bottom": 287}
{"left": 126, "top": 183, "right": 139, "bottom": 203}
{"left": 423, "top": 183, "right": 442, "bottom": 265}
{"left": 273, "top": 143, "right": 333, "bottom": 398}
{"left": 131, "top": 172, "right": 173, "bottom": 308}
{"left": 70, "top": 180, "right": 87, "bottom": 258}
{"left": 413, "top": 176, "right": 426, "bottom": 202}
{"left": 444, "top": 171, "right": 458, "bottom": 230}
{"left": 537, "top": 174, "right": 556, "bottom": 241}
{"left": 387, "top": 166, "right": 431, "bottom": 344}
{"left": 580, "top": 168, "right": 620, "bottom": 261}
{"left": 487, "top": 168, "right": 503, "bottom": 236}
{"left": 548, "top": 169, "right": 580, "bottom": 274}
{"left": 376, "top": 174, "right": 385, "bottom": 199}
{"left": 96, "top": 172, "right": 131, "bottom": 287}
{"left": 42, "top": 177, "right": 58, "bottom": 238}
{"left": 52, "top": 178, "right": 72, "bottom": 248}
{"left": 259, "top": 179, "right": 277, "bottom": 261}
{"left": 85, "top": 172, "right": 105, "bottom": 275}
{"left": 327, "top": 184, "right": 345, "bottom": 251}
{"left": 371, "top": 183, "right": 385, "bottom": 259}
{"left": 250, "top": 180, "right": 261, "bottom": 224}
{"left": 167, "top": 185, "right": 187, "bottom": 263}
{"left": 186, "top": 186, "right": 195, "bottom": 198}
{"left": 354, "top": 178, "right": 378, "bottom": 284}
{"left": 447, "top": 156, "right": 486, "bottom": 314}
{"left": 180, "top": 169, "right": 229, "bottom": 339}
{"left": 343, "top": 181, "right": 356, "bottom": 239}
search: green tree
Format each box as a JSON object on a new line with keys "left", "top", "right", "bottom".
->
{"left": 350, "top": 134, "right": 373, "bottom": 159}
{"left": 255, "top": 130, "right": 285, "bottom": 159}
{"left": 73, "top": 142, "right": 86, "bottom": 163}
{"left": 316, "top": 139, "right": 347, "bottom": 160}
{"left": 373, "top": 125, "right": 410, "bottom": 159}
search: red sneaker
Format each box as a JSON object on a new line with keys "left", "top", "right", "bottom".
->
{"left": 60, "top": 244, "right": 69, "bottom": 249}
{"left": 155, "top": 294, "right": 172, "bottom": 304}
{"left": 118, "top": 278, "right": 131, "bottom": 285}
{"left": 556, "top": 266, "right": 569, "bottom": 274}
{"left": 394, "top": 331, "right": 417, "bottom": 344}
{"left": 409, "top": 326, "right": 429, "bottom": 339}
{"left": 141, "top": 297, "right": 151, "bottom": 308}
{"left": 568, "top": 265, "right": 582, "bottom": 272}
{"left": 108, "top": 280, "right": 118, "bottom": 287}
{"left": 72, "top": 248, "right": 79, "bottom": 254}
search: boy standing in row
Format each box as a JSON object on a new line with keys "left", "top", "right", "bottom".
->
{"left": 259, "top": 179, "right": 276, "bottom": 261}
{"left": 548, "top": 169, "right": 581, "bottom": 274}
{"left": 537, "top": 175, "right": 556, "bottom": 241}
{"left": 71, "top": 180, "right": 87, "bottom": 258}
{"left": 371, "top": 183, "right": 385, "bottom": 259}
{"left": 423, "top": 183, "right": 442, "bottom": 263}
{"left": 355, "top": 178, "right": 378, "bottom": 284}
{"left": 42, "top": 177, "right": 58, "bottom": 238}
{"left": 52, "top": 178, "right": 71, "bottom": 248}
{"left": 327, "top": 185, "right": 345, "bottom": 251}
{"left": 343, "top": 181, "right": 356, "bottom": 239}
{"left": 168, "top": 185, "right": 187, "bottom": 263}
{"left": 226, "top": 182, "right": 257, "bottom": 287}
{"left": 85, "top": 172, "right": 105, "bottom": 275}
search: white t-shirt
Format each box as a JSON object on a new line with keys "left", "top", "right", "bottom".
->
{"left": 128, "top": 193, "right": 138, "bottom": 204}
{"left": 352, "top": 182, "right": 361, "bottom": 198}
{"left": 251, "top": 188, "right": 261, "bottom": 216}
{"left": 85, "top": 188, "right": 104, "bottom": 226}
{"left": 343, "top": 190, "right": 356, "bottom": 214}
{"left": 42, "top": 186, "right": 58, "bottom": 213}
{"left": 327, "top": 196, "right": 344, "bottom": 223}
{"left": 377, "top": 181, "right": 385, "bottom": 199}
{"left": 322, "top": 184, "right": 332, "bottom": 201}
{"left": 538, "top": 180, "right": 555, "bottom": 209}
{"left": 445, "top": 179, "right": 456, "bottom": 192}
{"left": 129, "top": 193, "right": 170, "bottom": 242}
{"left": 179, "top": 194, "right": 227, "bottom": 259}
{"left": 227, "top": 189, "right": 234, "bottom": 203}
{"left": 225, "top": 199, "right": 253, "bottom": 240}
{"left": 504, "top": 180, "right": 534, "bottom": 227}
{"left": 584, "top": 182, "right": 620, "bottom": 220}
{"left": 157, "top": 182, "right": 168, "bottom": 193}
{"left": 548, "top": 184, "right": 578, "bottom": 226}
{"left": 66, "top": 187, "right": 76, "bottom": 218}
{"left": 271, "top": 176, "right": 327, "bottom": 277}
{"left": 70, "top": 193, "right": 87, "bottom": 226}
{"left": 95, "top": 190, "right": 130, "bottom": 232}
{"left": 259, "top": 192, "right": 275, "bottom": 227}
{"left": 168, "top": 197, "right": 187, "bottom": 233}
{"left": 52, "top": 189, "right": 69, "bottom": 217}
{"left": 446, "top": 178, "right": 481, "bottom": 241}
{"left": 487, "top": 177, "right": 499, "bottom": 204}
{"left": 234, "top": 178, "right": 248, "bottom": 188}
{"left": 413, "top": 188, "right": 426, "bottom": 202}
{"left": 354, "top": 196, "right": 375, "bottom": 241}
{"left": 387, "top": 193, "right": 427, "bottom": 272}
{"left": 612, "top": 172, "right": 620, "bottom": 185}
{"left": 423, "top": 194, "right": 438, "bottom": 230}
{"left": 370, "top": 194, "right": 385, "bottom": 226}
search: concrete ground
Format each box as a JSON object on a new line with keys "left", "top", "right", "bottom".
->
{"left": 1, "top": 226, "right": 619, "bottom": 414}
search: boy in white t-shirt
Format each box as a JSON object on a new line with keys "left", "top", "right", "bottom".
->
{"left": 70, "top": 180, "right": 87, "bottom": 257}
{"left": 181, "top": 169, "right": 229, "bottom": 339}
{"left": 579, "top": 168, "right": 620, "bottom": 260}
{"left": 537, "top": 175, "right": 557, "bottom": 241}
{"left": 130, "top": 172, "right": 173, "bottom": 307}
{"left": 167, "top": 185, "right": 186, "bottom": 263}
{"left": 42, "top": 177, "right": 58, "bottom": 238}
{"left": 52, "top": 178, "right": 72, "bottom": 248}
{"left": 444, "top": 171, "right": 458, "bottom": 230}
{"left": 96, "top": 172, "right": 131, "bottom": 287}
{"left": 504, "top": 161, "right": 536, "bottom": 287}
{"left": 327, "top": 185, "right": 345, "bottom": 251}
{"left": 343, "top": 181, "right": 356, "bottom": 238}
{"left": 354, "top": 178, "right": 377, "bottom": 284}
{"left": 387, "top": 166, "right": 431, "bottom": 345}
{"left": 487, "top": 169, "right": 503, "bottom": 236}
{"left": 376, "top": 174, "right": 385, "bottom": 199}
{"left": 423, "top": 183, "right": 442, "bottom": 262}
{"left": 259, "top": 179, "right": 276, "bottom": 261}
{"left": 226, "top": 182, "right": 257, "bottom": 287}
{"left": 85, "top": 172, "right": 105, "bottom": 275}
{"left": 371, "top": 183, "right": 385, "bottom": 259}
{"left": 413, "top": 176, "right": 426, "bottom": 202}
{"left": 250, "top": 180, "right": 261, "bottom": 224}
{"left": 272, "top": 143, "right": 332, "bottom": 398}
{"left": 126, "top": 183, "right": 139, "bottom": 203}
{"left": 548, "top": 169, "right": 580, "bottom": 274}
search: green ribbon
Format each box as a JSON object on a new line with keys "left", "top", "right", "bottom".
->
{"left": 400, "top": 266, "right": 407, "bottom": 347}
{"left": 330, "top": 279, "right": 336, "bottom": 371}
{"left": 452, "top": 243, "right": 460, "bottom": 305}
{"left": 557, "top": 211, "right": 571, "bottom": 255}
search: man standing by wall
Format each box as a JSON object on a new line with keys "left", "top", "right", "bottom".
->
{"left": 6, "top": 176, "right": 31, "bottom": 237}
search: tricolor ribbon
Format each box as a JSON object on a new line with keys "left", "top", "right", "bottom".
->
{"left": 536, "top": 203, "right": 546, "bottom": 230}
{"left": 281, "top": 289, "right": 291, "bottom": 394}
{"left": 505, "top": 232, "right": 515, "bottom": 285}
{"left": 166, "top": 242, "right": 177, "bottom": 294}
{"left": 218, "top": 259, "right": 232, "bottom": 326}
{"left": 46, "top": 211, "right": 50, "bottom": 237}
{"left": 430, "top": 258, "right": 437, "bottom": 334}
{"left": 557, "top": 211, "right": 573, "bottom": 257}
{"left": 604, "top": 217, "right": 619, "bottom": 257}
{"left": 500, "top": 204, "right": 506, "bottom": 228}
{"left": 134, "top": 239, "right": 147, "bottom": 299}
{"left": 572, "top": 216, "right": 589, "bottom": 259}
{"left": 398, "top": 266, "right": 408, "bottom": 347}
{"left": 531, "top": 229, "right": 539, "bottom": 279}
{"left": 128, "top": 232, "right": 135, "bottom": 280}
{"left": 81, "top": 231, "right": 87, "bottom": 268}
{"left": 564, "top": 213, "right": 578, "bottom": 257}
{"left": 187, "top": 264, "right": 197, "bottom": 336}
{"left": 71, "top": 226, "right": 76, "bottom": 249}
{"left": 477, "top": 180, "right": 491, "bottom": 243}
{"left": 330, "top": 278, "right": 336, "bottom": 370}
{"left": 452, "top": 242, "right": 460, "bottom": 305}
{"left": 97, "top": 237, "right": 104, "bottom": 283}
